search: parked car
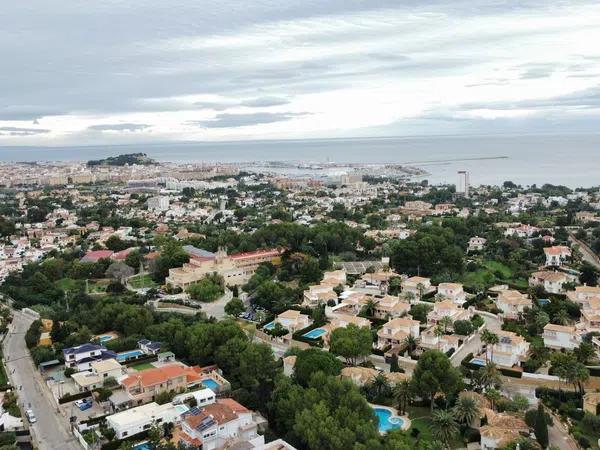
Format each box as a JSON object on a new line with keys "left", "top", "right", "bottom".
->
{"left": 25, "top": 409, "right": 36, "bottom": 423}
{"left": 75, "top": 398, "right": 93, "bottom": 411}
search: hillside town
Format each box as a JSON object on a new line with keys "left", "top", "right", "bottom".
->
{"left": 2, "top": 155, "right": 600, "bottom": 450}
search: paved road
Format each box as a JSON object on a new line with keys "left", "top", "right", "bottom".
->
{"left": 569, "top": 233, "right": 600, "bottom": 270}
{"left": 200, "top": 288, "right": 233, "bottom": 320}
{"left": 451, "top": 311, "right": 502, "bottom": 367}
{"left": 3, "top": 310, "right": 79, "bottom": 450}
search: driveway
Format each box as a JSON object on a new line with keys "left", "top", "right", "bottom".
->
{"left": 3, "top": 309, "right": 80, "bottom": 450}
{"left": 199, "top": 288, "right": 233, "bottom": 320}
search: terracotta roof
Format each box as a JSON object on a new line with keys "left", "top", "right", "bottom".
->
{"left": 121, "top": 363, "right": 199, "bottom": 388}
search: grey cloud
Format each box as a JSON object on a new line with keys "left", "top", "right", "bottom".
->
{"left": 459, "top": 85, "right": 600, "bottom": 111}
{"left": 0, "top": 106, "right": 63, "bottom": 121}
{"left": 240, "top": 96, "right": 290, "bottom": 107}
{"left": 0, "top": 127, "right": 51, "bottom": 136}
{"left": 87, "top": 123, "right": 151, "bottom": 132}
{"left": 192, "top": 112, "right": 306, "bottom": 128}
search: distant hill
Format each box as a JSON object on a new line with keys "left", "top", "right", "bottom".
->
{"left": 87, "top": 153, "right": 157, "bottom": 166}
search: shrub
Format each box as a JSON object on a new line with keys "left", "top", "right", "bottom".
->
{"left": 463, "top": 427, "right": 480, "bottom": 443}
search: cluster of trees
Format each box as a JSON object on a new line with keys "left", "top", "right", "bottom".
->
{"left": 390, "top": 226, "right": 465, "bottom": 280}
{"left": 187, "top": 274, "right": 224, "bottom": 302}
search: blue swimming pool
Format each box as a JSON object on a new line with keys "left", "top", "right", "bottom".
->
{"left": 303, "top": 328, "right": 327, "bottom": 339}
{"left": 98, "top": 335, "right": 113, "bottom": 343}
{"left": 374, "top": 407, "right": 405, "bottom": 433}
{"left": 202, "top": 379, "right": 220, "bottom": 390}
{"left": 133, "top": 442, "right": 150, "bottom": 450}
{"left": 538, "top": 298, "right": 550, "bottom": 305}
{"left": 470, "top": 358, "right": 486, "bottom": 366}
{"left": 263, "top": 321, "right": 276, "bottom": 330}
{"left": 117, "top": 350, "right": 144, "bottom": 361}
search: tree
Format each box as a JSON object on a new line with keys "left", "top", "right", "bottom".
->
{"left": 329, "top": 324, "right": 372, "bottom": 366}
{"left": 575, "top": 341, "right": 595, "bottom": 364}
{"left": 393, "top": 380, "right": 413, "bottom": 415}
{"left": 368, "top": 373, "right": 391, "bottom": 400}
{"left": 105, "top": 261, "right": 134, "bottom": 283}
{"left": 552, "top": 308, "right": 571, "bottom": 325}
{"left": 481, "top": 330, "right": 499, "bottom": 363}
{"left": 484, "top": 388, "right": 502, "bottom": 412}
{"left": 411, "top": 350, "right": 462, "bottom": 411}
{"left": 403, "top": 335, "right": 417, "bottom": 354}
{"left": 224, "top": 297, "right": 245, "bottom": 317}
{"left": 363, "top": 298, "right": 377, "bottom": 317}
{"left": 294, "top": 348, "right": 342, "bottom": 387}
{"left": 390, "top": 353, "right": 400, "bottom": 372}
{"left": 438, "top": 316, "right": 453, "bottom": 334}
{"left": 430, "top": 409, "right": 458, "bottom": 447}
{"left": 453, "top": 320, "right": 474, "bottom": 336}
{"left": 534, "top": 404, "right": 549, "bottom": 449}
{"left": 409, "top": 303, "right": 432, "bottom": 323}
{"left": 580, "top": 262, "right": 599, "bottom": 286}
{"left": 453, "top": 395, "right": 481, "bottom": 427}
{"left": 187, "top": 275, "right": 224, "bottom": 302}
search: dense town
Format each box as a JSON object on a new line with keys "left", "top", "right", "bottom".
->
{"left": 1, "top": 154, "right": 600, "bottom": 450}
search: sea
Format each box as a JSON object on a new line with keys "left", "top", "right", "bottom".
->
{"left": 0, "top": 133, "right": 598, "bottom": 188}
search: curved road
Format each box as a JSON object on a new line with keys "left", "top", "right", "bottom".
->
{"left": 3, "top": 309, "right": 79, "bottom": 450}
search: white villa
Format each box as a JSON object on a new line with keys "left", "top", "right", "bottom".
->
{"left": 468, "top": 236, "right": 487, "bottom": 252}
{"left": 107, "top": 402, "right": 180, "bottom": 440}
{"left": 529, "top": 270, "right": 576, "bottom": 294}
{"left": 376, "top": 317, "right": 420, "bottom": 349}
{"left": 543, "top": 323, "right": 582, "bottom": 350}
{"left": 495, "top": 290, "right": 532, "bottom": 320}
{"left": 486, "top": 330, "right": 529, "bottom": 368}
{"left": 437, "top": 282, "right": 466, "bottom": 305}
{"left": 402, "top": 276, "right": 432, "bottom": 300}
{"left": 372, "top": 295, "right": 410, "bottom": 319}
{"left": 427, "top": 299, "right": 471, "bottom": 326}
{"left": 544, "top": 245, "right": 571, "bottom": 267}
{"left": 274, "top": 310, "right": 312, "bottom": 333}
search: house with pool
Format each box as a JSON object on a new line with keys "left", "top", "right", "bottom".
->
{"left": 119, "top": 363, "right": 202, "bottom": 406}
{"left": 484, "top": 330, "right": 530, "bottom": 368}
{"left": 175, "top": 398, "right": 267, "bottom": 450}
{"left": 106, "top": 401, "right": 180, "bottom": 440}
{"left": 264, "top": 309, "right": 312, "bottom": 334}
{"left": 63, "top": 343, "right": 118, "bottom": 372}
{"left": 71, "top": 358, "right": 125, "bottom": 392}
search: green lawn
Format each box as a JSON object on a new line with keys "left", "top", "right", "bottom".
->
{"left": 129, "top": 274, "right": 158, "bottom": 289}
{"left": 55, "top": 278, "right": 84, "bottom": 291}
{"left": 482, "top": 260, "right": 513, "bottom": 278}
{"left": 131, "top": 362, "right": 155, "bottom": 371}
{"left": 404, "top": 405, "right": 464, "bottom": 448}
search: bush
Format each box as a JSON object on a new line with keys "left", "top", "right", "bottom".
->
{"left": 453, "top": 320, "right": 474, "bottom": 336}
{"left": 463, "top": 427, "right": 480, "bottom": 443}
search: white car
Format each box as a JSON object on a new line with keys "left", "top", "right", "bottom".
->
{"left": 25, "top": 409, "right": 36, "bottom": 423}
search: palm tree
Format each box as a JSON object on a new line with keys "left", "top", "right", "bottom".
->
{"left": 404, "top": 335, "right": 417, "bottom": 354}
{"left": 439, "top": 316, "right": 453, "bottom": 334}
{"left": 426, "top": 441, "right": 445, "bottom": 450}
{"left": 484, "top": 388, "right": 502, "bottom": 411}
{"left": 371, "top": 373, "right": 391, "bottom": 399}
{"left": 394, "top": 380, "right": 413, "bottom": 415}
{"left": 430, "top": 409, "right": 459, "bottom": 448}
{"left": 404, "top": 291, "right": 416, "bottom": 304}
{"left": 480, "top": 363, "right": 502, "bottom": 390}
{"left": 364, "top": 298, "right": 377, "bottom": 317}
{"left": 481, "top": 330, "right": 499, "bottom": 363}
{"left": 417, "top": 283, "right": 425, "bottom": 300}
{"left": 552, "top": 308, "right": 571, "bottom": 325}
{"left": 453, "top": 396, "right": 481, "bottom": 427}
{"left": 434, "top": 326, "right": 445, "bottom": 349}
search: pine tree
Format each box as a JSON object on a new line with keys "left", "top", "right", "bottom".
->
{"left": 534, "top": 404, "right": 549, "bottom": 449}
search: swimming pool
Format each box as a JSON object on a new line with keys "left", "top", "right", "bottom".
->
{"left": 263, "top": 321, "right": 276, "bottom": 330}
{"left": 303, "top": 328, "right": 327, "bottom": 339}
{"left": 133, "top": 442, "right": 150, "bottom": 450}
{"left": 117, "top": 350, "right": 144, "bottom": 361}
{"left": 202, "top": 379, "right": 220, "bottom": 390}
{"left": 470, "top": 358, "right": 486, "bottom": 366}
{"left": 98, "top": 335, "right": 113, "bottom": 343}
{"left": 374, "top": 407, "right": 405, "bottom": 433}
{"left": 175, "top": 404, "right": 190, "bottom": 414}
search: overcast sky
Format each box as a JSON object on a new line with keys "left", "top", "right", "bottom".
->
{"left": 1, "top": 0, "right": 599, "bottom": 146}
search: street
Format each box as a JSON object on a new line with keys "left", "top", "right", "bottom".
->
{"left": 3, "top": 310, "right": 79, "bottom": 450}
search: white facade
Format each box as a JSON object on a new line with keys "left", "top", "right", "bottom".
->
{"left": 542, "top": 324, "right": 581, "bottom": 350}
{"left": 107, "top": 402, "right": 179, "bottom": 439}
{"left": 147, "top": 196, "right": 170, "bottom": 212}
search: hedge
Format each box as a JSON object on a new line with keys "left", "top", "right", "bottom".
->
{"left": 499, "top": 367, "right": 523, "bottom": 378}
{"left": 123, "top": 354, "right": 158, "bottom": 367}
{"left": 59, "top": 390, "right": 92, "bottom": 404}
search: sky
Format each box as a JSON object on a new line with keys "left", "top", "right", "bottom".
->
{"left": 1, "top": 0, "right": 600, "bottom": 146}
